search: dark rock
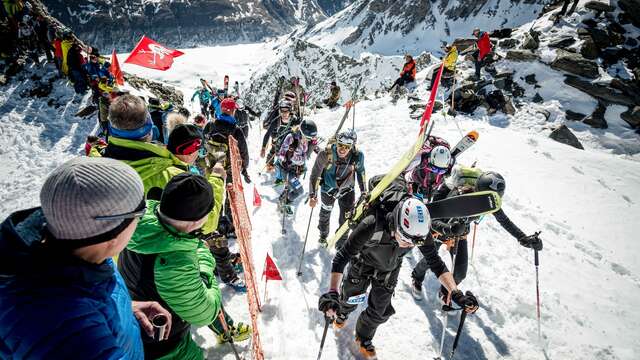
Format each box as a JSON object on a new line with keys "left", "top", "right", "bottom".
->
{"left": 506, "top": 50, "right": 540, "bottom": 61}
{"left": 610, "top": 79, "right": 640, "bottom": 103}
{"left": 626, "top": 37, "right": 638, "bottom": 47}
{"left": 564, "top": 75, "right": 637, "bottom": 106}
{"left": 583, "top": 102, "right": 608, "bottom": 129}
{"left": 512, "top": 83, "right": 526, "bottom": 97}
{"left": 433, "top": 101, "right": 443, "bottom": 112}
{"left": 524, "top": 74, "right": 537, "bottom": 85}
{"left": 485, "top": 90, "right": 515, "bottom": 115}
{"left": 617, "top": 11, "right": 632, "bottom": 25}
{"left": 580, "top": 36, "right": 599, "bottom": 60}
{"left": 533, "top": 93, "right": 544, "bottom": 103}
{"left": 537, "top": 109, "right": 551, "bottom": 121}
{"left": 125, "top": 74, "right": 184, "bottom": 107}
{"left": 452, "top": 38, "right": 477, "bottom": 53}
{"left": 584, "top": 1, "right": 615, "bottom": 13}
{"left": 588, "top": 28, "right": 611, "bottom": 50}
{"left": 551, "top": 50, "right": 599, "bottom": 79}
{"left": 491, "top": 28, "right": 513, "bottom": 39}
{"left": 499, "top": 38, "right": 519, "bottom": 49}
{"left": 549, "top": 125, "right": 584, "bottom": 150}
{"left": 549, "top": 37, "right": 576, "bottom": 48}
{"left": 581, "top": 19, "right": 599, "bottom": 28}
{"left": 608, "top": 21, "right": 627, "bottom": 34}
{"left": 565, "top": 110, "right": 586, "bottom": 121}
{"left": 600, "top": 48, "right": 626, "bottom": 68}
{"left": 609, "top": 31, "right": 626, "bottom": 47}
{"left": 522, "top": 32, "right": 539, "bottom": 50}
{"left": 621, "top": 106, "right": 640, "bottom": 128}
{"left": 618, "top": 0, "right": 640, "bottom": 27}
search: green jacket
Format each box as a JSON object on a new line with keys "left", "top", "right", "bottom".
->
{"left": 97, "top": 136, "right": 224, "bottom": 234}
{"left": 118, "top": 201, "right": 221, "bottom": 359}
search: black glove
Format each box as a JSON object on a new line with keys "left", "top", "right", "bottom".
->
{"left": 432, "top": 220, "right": 464, "bottom": 237}
{"left": 451, "top": 290, "right": 479, "bottom": 314}
{"left": 242, "top": 169, "right": 251, "bottom": 184}
{"left": 519, "top": 232, "right": 543, "bottom": 251}
{"left": 318, "top": 290, "right": 340, "bottom": 313}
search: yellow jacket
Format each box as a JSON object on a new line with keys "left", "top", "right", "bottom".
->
{"left": 443, "top": 46, "right": 458, "bottom": 71}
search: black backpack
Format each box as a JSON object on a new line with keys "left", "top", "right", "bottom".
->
{"left": 365, "top": 174, "right": 410, "bottom": 217}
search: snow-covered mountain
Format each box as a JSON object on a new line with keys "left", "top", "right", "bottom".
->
{"left": 40, "top": 0, "right": 355, "bottom": 51}
{"left": 304, "top": 0, "right": 550, "bottom": 56}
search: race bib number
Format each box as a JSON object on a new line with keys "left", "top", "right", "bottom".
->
{"left": 346, "top": 293, "right": 366, "bottom": 305}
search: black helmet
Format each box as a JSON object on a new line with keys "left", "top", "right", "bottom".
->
{"left": 300, "top": 120, "right": 317, "bottom": 139}
{"left": 475, "top": 171, "right": 505, "bottom": 197}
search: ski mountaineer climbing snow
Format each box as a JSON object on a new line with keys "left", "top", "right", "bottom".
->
{"left": 118, "top": 173, "right": 251, "bottom": 360}
{"left": 211, "top": 88, "right": 226, "bottom": 120}
{"left": 410, "top": 167, "right": 544, "bottom": 300}
{"left": 191, "top": 84, "right": 213, "bottom": 120}
{"left": 275, "top": 120, "right": 318, "bottom": 214}
{"left": 404, "top": 136, "right": 453, "bottom": 201}
{"left": 261, "top": 100, "right": 300, "bottom": 172}
{"left": 309, "top": 129, "right": 366, "bottom": 248}
{"left": 318, "top": 185, "right": 479, "bottom": 359}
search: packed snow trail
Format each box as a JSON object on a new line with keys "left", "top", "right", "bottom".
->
{"left": 1, "top": 42, "right": 639, "bottom": 359}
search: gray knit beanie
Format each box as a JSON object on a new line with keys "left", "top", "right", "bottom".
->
{"left": 40, "top": 157, "right": 145, "bottom": 246}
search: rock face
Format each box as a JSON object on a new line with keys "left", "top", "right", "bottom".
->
{"left": 621, "top": 106, "right": 640, "bottom": 128}
{"left": 551, "top": 50, "right": 599, "bottom": 79}
{"left": 618, "top": 0, "right": 640, "bottom": 27}
{"left": 565, "top": 110, "right": 586, "bottom": 121}
{"left": 506, "top": 50, "right": 540, "bottom": 61}
{"left": 583, "top": 102, "right": 608, "bottom": 129}
{"left": 41, "top": 0, "right": 354, "bottom": 51}
{"left": 564, "top": 76, "right": 637, "bottom": 107}
{"left": 549, "top": 125, "right": 584, "bottom": 150}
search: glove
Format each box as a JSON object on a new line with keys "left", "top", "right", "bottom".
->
{"left": 451, "top": 290, "right": 479, "bottom": 314}
{"left": 309, "top": 195, "right": 317, "bottom": 208}
{"left": 519, "top": 232, "right": 543, "bottom": 251}
{"left": 318, "top": 290, "right": 340, "bottom": 314}
{"left": 260, "top": 148, "right": 266, "bottom": 158}
{"left": 242, "top": 170, "right": 251, "bottom": 184}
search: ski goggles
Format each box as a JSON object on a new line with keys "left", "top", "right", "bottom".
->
{"left": 336, "top": 143, "right": 352, "bottom": 151}
{"left": 426, "top": 164, "right": 447, "bottom": 175}
{"left": 279, "top": 108, "right": 291, "bottom": 114}
{"left": 94, "top": 199, "right": 147, "bottom": 221}
{"left": 175, "top": 138, "right": 203, "bottom": 155}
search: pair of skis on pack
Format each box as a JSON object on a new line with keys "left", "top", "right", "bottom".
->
{"left": 325, "top": 64, "right": 499, "bottom": 249}
{"left": 201, "top": 75, "right": 231, "bottom": 96}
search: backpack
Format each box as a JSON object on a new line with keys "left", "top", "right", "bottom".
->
{"left": 446, "top": 165, "right": 483, "bottom": 192}
{"left": 365, "top": 174, "right": 410, "bottom": 217}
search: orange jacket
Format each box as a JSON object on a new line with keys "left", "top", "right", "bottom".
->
{"left": 400, "top": 59, "right": 417, "bottom": 80}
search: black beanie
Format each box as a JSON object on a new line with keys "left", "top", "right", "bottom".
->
{"left": 167, "top": 124, "right": 203, "bottom": 155}
{"left": 160, "top": 173, "right": 213, "bottom": 221}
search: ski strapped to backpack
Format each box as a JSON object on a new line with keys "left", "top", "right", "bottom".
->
{"left": 331, "top": 77, "right": 363, "bottom": 141}
{"left": 450, "top": 130, "right": 479, "bottom": 159}
{"left": 223, "top": 75, "right": 230, "bottom": 96}
{"left": 326, "top": 63, "right": 446, "bottom": 249}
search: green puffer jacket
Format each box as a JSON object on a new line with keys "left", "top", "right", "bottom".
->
{"left": 95, "top": 136, "right": 224, "bottom": 234}
{"left": 118, "top": 201, "right": 222, "bottom": 360}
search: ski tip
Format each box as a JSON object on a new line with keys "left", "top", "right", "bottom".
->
{"left": 468, "top": 130, "right": 479, "bottom": 140}
{"left": 296, "top": 271, "right": 302, "bottom": 276}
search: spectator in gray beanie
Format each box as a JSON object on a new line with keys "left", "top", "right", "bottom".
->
{"left": 0, "top": 157, "right": 172, "bottom": 359}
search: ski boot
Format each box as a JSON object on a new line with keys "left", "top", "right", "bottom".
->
{"left": 410, "top": 276, "right": 423, "bottom": 301}
{"left": 216, "top": 322, "right": 252, "bottom": 344}
{"left": 230, "top": 253, "right": 243, "bottom": 274}
{"left": 356, "top": 336, "right": 377, "bottom": 360}
{"left": 318, "top": 235, "right": 328, "bottom": 248}
{"left": 224, "top": 276, "right": 247, "bottom": 293}
{"left": 333, "top": 313, "right": 347, "bottom": 330}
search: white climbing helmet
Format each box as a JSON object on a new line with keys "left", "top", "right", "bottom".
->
{"left": 429, "top": 145, "right": 451, "bottom": 170}
{"left": 394, "top": 198, "right": 431, "bottom": 244}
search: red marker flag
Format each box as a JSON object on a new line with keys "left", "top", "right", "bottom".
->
{"left": 110, "top": 49, "right": 124, "bottom": 86}
{"left": 124, "top": 35, "right": 184, "bottom": 71}
{"left": 253, "top": 185, "right": 262, "bottom": 208}
{"left": 262, "top": 253, "right": 282, "bottom": 281}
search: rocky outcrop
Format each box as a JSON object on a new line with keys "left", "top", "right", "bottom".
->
{"left": 618, "top": 0, "right": 640, "bottom": 27}
{"left": 506, "top": 50, "right": 540, "bottom": 62}
{"left": 551, "top": 50, "right": 599, "bottom": 79}
{"left": 564, "top": 76, "right": 637, "bottom": 107}
{"left": 583, "top": 102, "right": 608, "bottom": 129}
{"left": 621, "top": 106, "right": 640, "bottom": 128}
{"left": 549, "top": 125, "right": 584, "bottom": 150}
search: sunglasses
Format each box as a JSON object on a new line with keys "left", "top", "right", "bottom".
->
{"left": 427, "top": 165, "right": 448, "bottom": 175}
{"left": 95, "top": 200, "right": 146, "bottom": 221}
{"left": 176, "top": 138, "right": 202, "bottom": 155}
{"left": 337, "top": 143, "right": 352, "bottom": 151}
{"left": 280, "top": 109, "right": 291, "bottom": 114}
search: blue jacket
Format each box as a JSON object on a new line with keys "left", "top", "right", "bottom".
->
{"left": 83, "top": 60, "right": 112, "bottom": 82}
{"left": 191, "top": 89, "right": 212, "bottom": 105}
{"left": 211, "top": 98, "right": 222, "bottom": 119}
{"left": 216, "top": 113, "right": 237, "bottom": 125}
{"left": 0, "top": 208, "right": 143, "bottom": 360}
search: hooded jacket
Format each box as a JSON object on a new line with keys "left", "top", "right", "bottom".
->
{"left": 0, "top": 208, "right": 143, "bottom": 359}
{"left": 98, "top": 136, "right": 224, "bottom": 235}
{"left": 118, "top": 201, "right": 222, "bottom": 359}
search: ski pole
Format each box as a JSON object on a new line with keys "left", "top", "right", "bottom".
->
{"left": 535, "top": 247, "right": 541, "bottom": 343}
{"left": 209, "top": 310, "right": 242, "bottom": 360}
{"left": 449, "top": 310, "right": 467, "bottom": 359}
{"left": 470, "top": 222, "right": 478, "bottom": 264}
{"left": 296, "top": 206, "right": 315, "bottom": 276}
{"left": 281, "top": 173, "right": 290, "bottom": 235}
{"left": 316, "top": 316, "right": 331, "bottom": 360}
{"left": 436, "top": 236, "right": 461, "bottom": 359}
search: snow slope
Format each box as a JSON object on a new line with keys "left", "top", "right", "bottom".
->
{"left": 105, "top": 43, "right": 640, "bottom": 359}
{"left": 2, "top": 42, "right": 639, "bottom": 360}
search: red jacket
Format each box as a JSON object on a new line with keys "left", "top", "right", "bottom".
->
{"left": 53, "top": 39, "right": 62, "bottom": 59}
{"left": 477, "top": 32, "right": 492, "bottom": 61}
{"left": 400, "top": 59, "right": 417, "bottom": 80}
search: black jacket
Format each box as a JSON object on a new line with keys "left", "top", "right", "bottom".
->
{"left": 332, "top": 210, "right": 447, "bottom": 276}
{"left": 204, "top": 118, "right": 249, "bottom": 171}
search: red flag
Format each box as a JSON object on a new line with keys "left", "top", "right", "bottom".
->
{"left": 253, "top": 185, "right": 262, "bottom": 208}
{"left": 124, "top": 36, "right": 184, "bottom": 71}
{"left": 262, "top": 253, "right": 282, "bottom": 281}
{"left": 110, "top": 49, "right": 124, "bottom": 86}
